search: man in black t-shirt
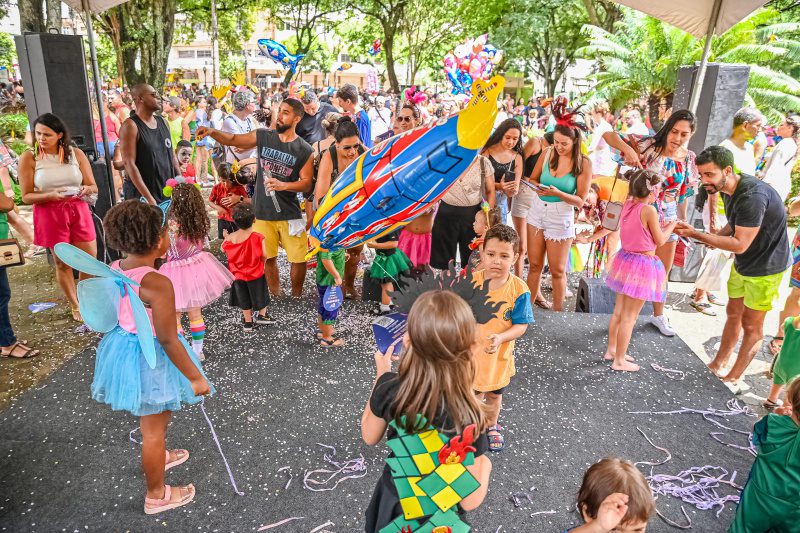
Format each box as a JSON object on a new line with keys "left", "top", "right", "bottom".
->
{"left": 676, "top": 145, "right": 791, "bottom": 386}
{"left": 196, "top": 99, "right": 313, "bottom": 297}
{"left": 296, "top": 90, "right": 337, "bottom": 145}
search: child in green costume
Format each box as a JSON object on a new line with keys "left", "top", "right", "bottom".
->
{"left": 729, "top": 377, "right": 800, "bottom": 533}
{"left": 765, "top": 316, "right": 800, "bottom": 410}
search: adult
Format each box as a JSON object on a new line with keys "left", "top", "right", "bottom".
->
{"left": 761, "top": 114, "right": 799, "bottom": 202}
{"left": 526, "top": 100, "right": 592, "bottom": 311}
{"left": 511, "top": 132, "right": 549, "bottom": 278}
{"left": 111, "top": 91, "right": 132, "bottom": 124}
{"left": 587, "top": 101, "right": 616, "bottom": 177}
{"left": 18, "top": 113, "right": 98, "bottom": 322}
{"left": 193, "top": 97, "right": 217, "bottom": 186}
{"left": 375, "top": 103, "right": 419, "bottom": 144}
{"left": 624, "top": 109, "right": 650, "bottom": 136}
{"left": 481, "top": 118, "right": 523, "bottom": 224}
{"left": 163, "top": 96, "right": 189, "bottom": 150}
{"left": 314, "top": 118, "right": 365, "bottom": 298}
{"left": 768, "top": 196, "right": 800, "bottom": 356}
{"left": 196, "top": 98, "right": 313, "bottom": 297}
{"left": 297, "top": 90, "right": 338, "bottom": 145}
{"left": 0, "top": 138, "right": 39, "bottom": 257}
{"left": 603, "top": 109, "right": 699, "bottom": 336}
{"left": 119, "top": 84, "right": 180, "bottom": 204}
{"left": 93, "top": 100, "right": 121, "bottom": 159}
{"left": 430, "top": 154, "right": 495, "bottom": 271}
{"left": 336, "top": 84, "right": 372, "bottom": 148}
{"left": 720, "top": 107, "right": 762, "bottom": 176}
{"left": 368, "top": 96, "right": 392, "bottom": 141}
{"left": 220, "top": 91, "right": 258, "bottom": 164}
{"left": 675, "top": 146, "right": 791, "bottom": 387}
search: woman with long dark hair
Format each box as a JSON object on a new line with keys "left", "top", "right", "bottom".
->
{"left": 18, "top": 113, "right": 98, "bottom": 322}
{"left": 314, "top": 117, "right": 365, "bottom": 299}
{"left": 526, "top": 98, "right": 592, "bottom": 311}
{"left": 481, "top": 118, "right": 523, "bottom": 224}
{"left": 603, "top": 109, "right": 699, "bottom": 336}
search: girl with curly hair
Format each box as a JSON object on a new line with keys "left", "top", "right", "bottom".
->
{"left": 159, "top": 182, "right": 233, "bottom": 359}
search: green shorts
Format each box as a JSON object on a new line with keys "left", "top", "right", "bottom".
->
{"left": 727, "top": 266, "right": 784, "bottom": 312}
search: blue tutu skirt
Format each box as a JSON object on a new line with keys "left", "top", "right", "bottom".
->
{"left": 92, "top": 326, "right": 215, "bottom": 417}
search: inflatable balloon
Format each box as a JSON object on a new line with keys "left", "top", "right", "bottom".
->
{"left": 443, "top": 35, "right": 502, "bottom": 95}
{"left": 256, "top": 38, "right": 305, "bottom": 73}
{"left": 337, "top": 63, "right": 353, "bottom": 71}
{"left": 368, "top": 39, "right": 382, "bottom": 56}
{"left": 366, "top": 67, "right": 379, "bottom": 94}
{"left": 307, "top": 77, "right": 505, "bottom": 257}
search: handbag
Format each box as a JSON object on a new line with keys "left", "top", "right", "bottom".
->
{"left": 600, "top": 166, "right": 628, "bottom": 232}
{"left": 0, "top": 237, "right": 24, "bottom": 267}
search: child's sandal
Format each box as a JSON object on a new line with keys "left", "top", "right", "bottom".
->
{"left": 144, "top": 484, "right": 195, "bottom": 515}
{"left": 165, "top": 449, "right": 190, "bottom": 472}
{"left": 763, "top": 399, "right": 783, "bottom": 411}
{"left": 487, "top": 424, "right": 505, "bottom": 452}
{"left": 320, "top": 337, "right": 345, "bottom": 348}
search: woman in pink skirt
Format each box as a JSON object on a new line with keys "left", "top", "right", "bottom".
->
{"left": 605, "top": 170, "right": 676, "bottom": 372}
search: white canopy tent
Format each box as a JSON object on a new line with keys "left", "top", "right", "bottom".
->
{"left": 613, "top": 0, "right": 769, "bottom": 111}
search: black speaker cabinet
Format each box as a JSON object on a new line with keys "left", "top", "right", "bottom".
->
{"left": 673, "top": 62, "right": 750, "bottom": 155}
{"left": 575, "top": 276, "right": 653, "bottom": 315}
{"left": 14, "top": 33, "right": 96, "bottom": 158}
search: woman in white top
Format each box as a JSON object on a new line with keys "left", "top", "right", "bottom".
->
{"left": 588, "top": 101, "right": 616, "bottom": 177}
{"left": 18, "top": 113, "right": 98, "bottom": 322}
{"left": 761, "top": 114, "right": 799, "bottom": 202}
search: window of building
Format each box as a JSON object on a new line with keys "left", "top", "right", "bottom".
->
{"left": 177, "top": 50, "right": 195, "bottom": 59}
{"left": 197, "top": 50, "right": 212, "bottom": 58}
{"left": 339, "top": 53, "right": 351, "bottom": 63}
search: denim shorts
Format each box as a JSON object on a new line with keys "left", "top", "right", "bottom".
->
{"left": 526, "top": 194, "right": 574, "bottom": 241}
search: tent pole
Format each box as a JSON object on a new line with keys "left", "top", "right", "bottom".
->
{"left": 83, "top": 0, "right": 116, "bottom": 209}
{"left": 688, "top": 0, "right": 723, "bottom": 113}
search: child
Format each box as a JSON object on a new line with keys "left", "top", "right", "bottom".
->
{"left": 361, "top": 290, "right": 492, "bottom": 532}
{"left": 176, "top": 140, "right": 196, "bottom": 179}
{"left": 569, "top": 457, "right": 655, "bottom": 533}
{"left": 730, "top": 377, "right": 800, "bottom": 533}
{"left": 367, "top": 229, "right": 412, "bottom": 315}
{"left": 159, "top": 183, "right": 234, "bottom": 360}
{"left": 467, "top": 204, "right": 502, "bottom": 271}
{"left": 221, "top": 203, "right": 274, "bottom": 331}
{"left": 397, "top": 205, "right": 436, "bottom": 279}
{"left": 316, "top": 247, "right": 346, "bottom": 347}
{"left": 96, "top": 200, "right": 213, "bottom": 514}
{"left": 604, "top": 169, "right": 676, "bottom": 372}
{"left": 765, "top": 315, "right": 800, "bottom": 409}
{"left": 209, "top": 164, "right": 249, "bottom": 239}
{"left": 472, "top": 224, "right": 534, "bottom": 452}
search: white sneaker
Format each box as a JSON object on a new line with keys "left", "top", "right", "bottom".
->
{"left": 650, "top": 315, "right": 676, "bottom": 337}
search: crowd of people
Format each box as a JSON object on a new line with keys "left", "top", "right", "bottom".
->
{"left": 1, "top": 75, "right": 799, "bottom": 532}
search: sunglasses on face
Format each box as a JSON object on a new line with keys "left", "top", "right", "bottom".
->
{"left": 397, "top": 116, "right": 413, "bottom": 123}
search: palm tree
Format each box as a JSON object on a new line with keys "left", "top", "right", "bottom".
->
{"left": 578, "top": 8, "right": 800, "bottom": 126}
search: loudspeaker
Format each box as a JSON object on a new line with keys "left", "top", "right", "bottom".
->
{"left": 575, "top": 276, "right": 653, "bottom": 315}
{"left": 14, "top": 33, "right": 95, "bottom": 157}
{"left": 673, "top": 62, "right": 750, "bottom": 155}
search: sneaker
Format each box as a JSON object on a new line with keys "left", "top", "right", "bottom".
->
{"left": 197, "top": 352, "right": 205, "bottom": 362}
{"left": 255, "top": 313, "right": 275, "bottom": 325}
{"left": 243, "top": 321, "right": 254, "bottom": 332}
{"left": 565, "top": 288, "right": 574, "bottom": 298}
{"left": 649, "top": 315, "right": 676, "bottom": 337}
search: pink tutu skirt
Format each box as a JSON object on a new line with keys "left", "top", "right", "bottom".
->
{"left": 606, "top": 250, "right": 666, "bottom": 302}
{"left": 159, "top": 251, "right": 234, "bottom": 311}
{"left": 398, "top": 229, "right": 432, "bottom": 267}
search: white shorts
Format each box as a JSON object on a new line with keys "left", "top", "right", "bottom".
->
{"left": 526, "top": 194, "right": 575, "bottom": 241}
{"left": 510, "top": 185, "right": 535, "bottom": 218}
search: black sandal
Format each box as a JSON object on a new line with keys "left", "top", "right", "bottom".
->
{"left": 768, "top": 337, "right": 783, "bottom": 356}
{"left": 763, "top": 399, "right": 783, "bottom": 411}
{"left": 320, "top": 337, "right": 345, "bottom": 348}
{"left": 1, "top": 342, "right": 39, "bottom": 359}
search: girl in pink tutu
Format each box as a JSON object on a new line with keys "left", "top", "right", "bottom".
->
{"left": 160, "top": 182, "right": 233, "bottom": 360}
{"left": 605, "top": 170, "right": 676, "bottom": 372}
{"left": 398, "top": 205, "right": 436, "bottom": 278}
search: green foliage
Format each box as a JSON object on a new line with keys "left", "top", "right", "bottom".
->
{"left": 0, "top": 114, "right": 28, "bottom": 140}
{"left": 219, "top": 53, "right": 245, "bottom": 82}
{"left": 8, "top": 139, "right": 28, "bottom": 157}
{"left": 176, "top": 0, "right": 257, "bottom": 53}
{"left": 90, "top": 33, "right": 119, "bottom": 80}
{"left": 0, "top": 31, "right": 14, "bottom": 68}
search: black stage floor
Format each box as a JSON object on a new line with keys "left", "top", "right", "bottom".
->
{"left": 0, "top": 295, "right": 756, "bottom": 532}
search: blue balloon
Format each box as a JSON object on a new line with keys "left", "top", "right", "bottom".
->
{"left": 256, "top": 39, "right": 305, "bottom": 74}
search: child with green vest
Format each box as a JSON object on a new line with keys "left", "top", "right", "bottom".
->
{"left": 316, "top": 249, "right": 346, "bottom": 348}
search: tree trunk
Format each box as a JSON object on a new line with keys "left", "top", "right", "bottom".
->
{"left": 45, "top": 0, "right": 61, "bottom": 31}
{"left": 19, "top": 0, "right": 44, "bottom": 33}
{"left": 383, "top": 30, "right": 399, "bottom": 92}
{"left": 647, "top": 93, "right": 661, "bottom": 131}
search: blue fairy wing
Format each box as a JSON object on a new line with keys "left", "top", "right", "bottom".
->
{"left": 127, "top": 288, "right": 157, "bottom": 369}
{"left": 76, "top": 278, "right": 122, "bottom": 333}
{"left": 158, "top": 200, "right": 171, "bottom": 225}
{"left": 53, "top": 243, "right": 137, "bottom": 285}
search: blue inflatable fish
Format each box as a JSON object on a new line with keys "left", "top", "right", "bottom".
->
{"left": 308, "top": 76, "right": 505, "bottom": 258}
{"left": 257, "top": 39, "right": 305, "bottom": 74}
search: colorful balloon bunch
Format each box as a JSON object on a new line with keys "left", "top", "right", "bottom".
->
{"left": 442, "top": 34, "right": 503, "bottom": 95}
{"left": 368, "top": 39, "right": 381, "bottom": 56}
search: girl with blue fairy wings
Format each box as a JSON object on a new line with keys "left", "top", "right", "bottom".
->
{"left": 55, "top": 200, "right": 213, "bottom": 515}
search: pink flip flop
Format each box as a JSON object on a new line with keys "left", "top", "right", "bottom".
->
{"left": 144, "top": 484, "right": 195, "bottom": 515}
{"left": 165, "top": 449, "right": 190, "bottom": 472}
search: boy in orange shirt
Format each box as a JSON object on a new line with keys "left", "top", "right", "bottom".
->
{"left": 472, "top": 224, "right": 534, "bottom": 452}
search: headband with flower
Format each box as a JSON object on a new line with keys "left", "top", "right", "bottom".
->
{"left": 404, "top": 85, "right": 427, "bottom": 105}
{"left": 163, "top": 176, "right": 201, "bottom": 198}
{"left": 552, "top": 96, "right": 587, "bottom": 133}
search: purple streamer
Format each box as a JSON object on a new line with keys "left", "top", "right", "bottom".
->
{"left": 656, "top": 506, "right": 692, "bottom": 529}
{"left": 650, "top": 363, "right": 686, "bottom": 380}
{"left": 200, "top": 397, "right": 245, "bottom": 496}
{"left": 529, "top": 510, "right": 558, "bottom": 517}
{"left": 634, "top": 427, "right": 672, "bottom": 467}
{"left": 129, "top": 426, "right": 141, "bottom": 445}
{"left": 303, "top": 443, "right": 367, "bottom": 492}
{"left": 278, "top": 466, "right": 293, "bottom": 490}
{"left": 709, "top": 432, "right": 757, "bottom": 457}
{"left": 258, "top": 517, "right": 304, "bottom": 531}
{"left": 647, "top": 466, "right": 742, "bottom": 517}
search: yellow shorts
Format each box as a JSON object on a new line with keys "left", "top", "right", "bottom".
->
{"left": 252, "top": 220, "right": 307, "bottom": 263}
{"left": 727, "top": 265, "right": 784, "bottom": 312}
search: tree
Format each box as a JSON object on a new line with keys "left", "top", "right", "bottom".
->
{"left": 18, "top": 0, "right": 45, "bottom": 32}
{"left": 352, "top": 0, "right": 409, "bottom": 92}
{"left": 494, "top": 0, "right": 589, "bottom": 96}
{"left": 578, "top": 8, "right": 800, "bottom": 125}
{"left": 0, "top": 32, "right": 14, "bottom": 68}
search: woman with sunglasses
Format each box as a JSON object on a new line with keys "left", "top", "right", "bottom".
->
{"left": 375, "top": 103, "right": 421, "bottom": 144}
{"left": 314, "top": 117, "right": 366, "bottom": 299}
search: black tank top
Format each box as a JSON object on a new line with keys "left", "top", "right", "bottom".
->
{"left": 129, "top": 113, "right": 173, "bottom": 203}
{"left": 523, "top": 148, "right": 543, "bottom": 179}
{"left": 488, "top": 154, "right": 516, "bottom": 184}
